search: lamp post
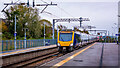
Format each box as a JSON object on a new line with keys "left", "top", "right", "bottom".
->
{"left": 14, "top": 15, "right": 17, "bottom": 50}
{"left": 23, "top": 23, "right": 28, "bottom": 48}
{"left": 114, "top": 23, "right": 119, "bottom": 43}
{"left": 44, "top": 22, "right": 46, "bottom": 46}
{"left": 112, "top": 27, "right": 115, "bottom": 42}
{"left": 112, "top": 26, "right": 117, "bottom": 42}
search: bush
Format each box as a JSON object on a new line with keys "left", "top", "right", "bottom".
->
{"left": 2, "top": 32, "right": 13, "bottom": 40}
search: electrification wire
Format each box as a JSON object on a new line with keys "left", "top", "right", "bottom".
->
{"left": 56, "top": 5, "right": 82, "bottom": 28}
{"left": 56, "top": 7, "right": 76, "bottom": 28}
{"left": 40, "top": 0, "right": 90, "bottom": 31}
{"left": 56, "top": 4, "right": 88, "bottom": 28}
{"left": 56, "top": 5, "right": 75, "bottom": 18}
{"left": 40, "top": 0, "right": 71, "bottom": 19}
{"left": 14, "top": 0, "right": 20, "bottom": 3}
{"left": 42, "top": 11, "right": 61, "bottom": 18}
{"left": 38, "top": 8, "right": 61, "bottom": 18}
{"left": 41, "top": 0, "right": 75, "bottom": 18}
{"left": 41, "top": 0, "right": 48, "bottom": 4}
{"left": 40, "top": 0, "right": 78, "bottom": 28}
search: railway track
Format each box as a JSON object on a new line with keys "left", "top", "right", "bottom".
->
{"left": 25, "top": 51, "right": 66, "bottom": 67}
{"left": 2, "top": 47, "right": 58, "bottom": 67}
{"left": 9, "top": 52, "right": 60, "bottom": 67}
{"left": 5, "top": 50, "right": 66, "bottom": 68}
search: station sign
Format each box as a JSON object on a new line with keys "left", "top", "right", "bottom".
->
{"left": 14, "top": 33, "right": 17, "bottom": 36}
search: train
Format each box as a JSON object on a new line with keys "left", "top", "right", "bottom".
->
{"left": 57, "top": 29, "right": 98, "bottom": 52}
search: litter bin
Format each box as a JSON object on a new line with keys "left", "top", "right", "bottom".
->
{"left": 45, "top": 42, "right": 49, "bottom": 46}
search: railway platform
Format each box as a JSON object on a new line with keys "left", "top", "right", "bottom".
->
{"left": 41, "top": 42, "right": 119, "bottom": 68}
{"left": 0, "top": 45, "right": 57, "bottom": 56}
{"left": 1, "top": 44, "right": 58, "bottom": 67}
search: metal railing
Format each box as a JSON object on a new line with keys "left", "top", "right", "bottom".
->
{"left": 1, "top": 39, "right": 57, "bottom": 51}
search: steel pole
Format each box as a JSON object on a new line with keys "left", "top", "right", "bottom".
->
{"left": 112, "top": 33, "right": 113, "bottom": 42}
{"left": 112, "top": 27, "right": 115, "bottom": 42}
{"left": 117, "top": 26, "right": 119, "bottom": 44}
{"left": 44, "top": 22, "right": 45, "bottom": 46}
{"left": 108, "top": 31, "right": 109, "bottom": 42}
{"left": 105, "top": 32, "right": 107, "bottom": 44}
{"left": 118, "top": 24, "right": 119, "bottom": 44}
{"left": 114, "top": 28, "right": 115, "bottom": 41}
{"left": 52, "top": 19, "right": 55, "bottom": 39}
{"left": 24, "top": 28, "right": 26, "bottom": 48}
{"left": 79, "top": 17, "right": 82, "bottom": 27}
{"left": 14, "top": 15, "right": 17, "bottom": 50}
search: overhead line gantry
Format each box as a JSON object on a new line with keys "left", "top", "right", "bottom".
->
{"left": 52, "top": 17, "right": 90, "bottom": 39}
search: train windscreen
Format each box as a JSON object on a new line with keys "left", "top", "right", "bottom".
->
{"left": 59, "top": 33, "right": 73, "bottom": 41}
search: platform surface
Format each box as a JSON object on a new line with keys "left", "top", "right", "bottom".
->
{"left": 0, "top": 45, "right": 57, "bottom": 57}
{"left": 41, "top": 43, "right": 118, "bottom": 67}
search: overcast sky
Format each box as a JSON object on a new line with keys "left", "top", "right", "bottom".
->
{"left": 0, "top": 0, "right": 119, "bottom": 36}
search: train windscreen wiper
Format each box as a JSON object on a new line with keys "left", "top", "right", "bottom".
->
{"left": 60, "top": 37, "right": 64, "bottom": 41}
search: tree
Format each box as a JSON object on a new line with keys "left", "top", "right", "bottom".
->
{"left": 74, "top": 27, "right": 83, "bottom": 33}
{"left": 74, "top": 27, "right": 89, "bottom": 34}
{"left": 0, "top": 21, "right": 2, "bottom": 32}
{"left": 2, "top": 21, "right": 8, "bottom": 33}
{"left": 3, "top": 5, "right": 42, "bottom": 39}
{"left": 39, "top": 19, "right": 52, "bottom": 27}
{"left": 57, "top": 24, "right": 67, "bottom": 31}
{"left": 83, "top": 29, "right": 89, "bottom": 34}
{"left": 39, "top": 19, "right": 52, "bottom": 38}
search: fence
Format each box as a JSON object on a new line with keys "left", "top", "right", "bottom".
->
{"left": 1, "top": 39, "right": 57, "bottom": 51}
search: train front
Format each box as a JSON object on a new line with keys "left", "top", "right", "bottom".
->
{"left": 57, "top": 30, "right": 74, "bottom": 52}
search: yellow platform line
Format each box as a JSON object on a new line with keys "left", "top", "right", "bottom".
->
{"left": 51, "top": 42, "right": 96, "bottom": 68}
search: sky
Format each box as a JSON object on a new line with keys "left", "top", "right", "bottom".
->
{"left": 0, "top": 0, "right": 119, "bottom": 36}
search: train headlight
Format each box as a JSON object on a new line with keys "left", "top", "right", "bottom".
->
{"left": 57, "top": 43, "right": 61, "bottom": 46}
{"left": 70, "top": 43, "right": 73, "bottom": 46}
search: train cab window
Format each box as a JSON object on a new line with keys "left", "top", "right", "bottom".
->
{"left": 59, "top": 33, "right": 73, "bottom": 41}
